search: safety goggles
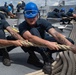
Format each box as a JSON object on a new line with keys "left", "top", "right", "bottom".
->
{"left": 24, "top": 10, "right": 38, "bottom": 18}
{"left": 24, "top": 10, "right": 38, "bottom": 15}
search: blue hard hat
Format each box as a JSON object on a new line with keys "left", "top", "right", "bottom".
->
{"left": 24, "top": 2, "right": 39, "bottom": 18}
{"left": 69, "top": 8, "right": 74, "bottom": 12}
{"left": 61, "top": 8, "right": 65, "bottom": 12}
{"left": 8, "top": 6, "right": 12, "bottom": 12}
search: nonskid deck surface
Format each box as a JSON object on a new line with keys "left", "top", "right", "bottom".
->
{"left": 0, "top": 47, "right": 42, "bottom": 75}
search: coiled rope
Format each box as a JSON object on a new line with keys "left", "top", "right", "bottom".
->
{"left": 26, "top": 51, "right": 76, "bottom": 75}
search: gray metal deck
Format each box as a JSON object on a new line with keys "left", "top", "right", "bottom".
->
{"left": 0, "top": 47, "right": 41, "bottom": 75}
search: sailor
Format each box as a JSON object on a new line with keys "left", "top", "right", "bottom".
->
{"left": 0, "top": 6, "right": 16, "bottom": 20}
{"left": 19, "top": 2, "right": 75, "bottom": 74}
{"left": 47, "top": 8, "right": 60, "bottom": 18}
{"left": 4, "top": 2, "right": 8, "bottom": 8}
{"left": 0, "top": 19, "right": 28, "bottom": 66}
{"left": 16, "top": 1, "right": 22, "bottom": 12}
{"left": 59, "top": 8, "right": 68, "bottom": 24}
{"left": 8, "top": 2, "right": 14, "bottom": 13}
{"left": 66, "top": 8, "right": 76, "bottom": 23}
{"left": 59, "top": 8, "right": 67, "bottom": 17}
{"left": 21, "top": 0, "right": 25, "bottom": 9}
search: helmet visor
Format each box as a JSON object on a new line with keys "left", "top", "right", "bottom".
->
{"left": 24, "top": 10, "right": 38, "bottom": 18}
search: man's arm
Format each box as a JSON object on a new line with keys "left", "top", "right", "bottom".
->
{"left": 8, "top": 12, "right": 16, "bottom": 18}
{"left": 48, "top": 28, "right": 73, "bottom": 46}
{"left": 6, "top": 26, "right": 24, "bottom": 40}
{"left": 23, "top": 31, "right": 59, "bottom": 50}
{"left": 0, "top": 39, "right": 22, "bottom": 47}
{"left": 73, "top": 14, "right": 76, "bottom": 17}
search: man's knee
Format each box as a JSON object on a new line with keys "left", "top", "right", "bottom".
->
{"left": 30, "top": 28, "right": 41, "bottom": 37}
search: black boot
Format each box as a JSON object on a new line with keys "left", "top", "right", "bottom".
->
{"left": 38, "top": 50, "right": 53, "bottom": 75}
{"left": 2, "top": 48, "right": 11, "bottom": 66}
{"left": 43, "top": 62, "right": 52, "bottom": 75}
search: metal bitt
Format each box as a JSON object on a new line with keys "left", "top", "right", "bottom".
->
{"left": 17, "top": 9, "right": 24, "bottom": 25}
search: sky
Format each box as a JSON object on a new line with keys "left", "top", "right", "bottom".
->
{"left": 1, "top": 0, "right": 76, "bottom": 7}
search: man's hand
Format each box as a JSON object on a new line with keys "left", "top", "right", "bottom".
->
{"left": 46, "top": 41, "right": 59, "bottom": 50}
{"left": 13, "top": 40, "right": 30, "bottom": 47}
{"left": 12, "top": 40, "right": 23, "bottom": 46}
{"left": 10, "top": 15, "right": 17, "bottom": 18}
{"left": 20, "top": 40, "right": 30, "bottom": 47}
{"left": 13, "top": 15, "right": 17, "bottom": 18}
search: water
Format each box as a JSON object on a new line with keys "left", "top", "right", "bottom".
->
{"left": 0, "top": 0, "right": 76, "bottom": 8}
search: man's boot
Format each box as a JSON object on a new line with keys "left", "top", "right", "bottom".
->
{"left": 38, "top": 50, "right": 53, "bottom": 75}
{"left": 43, "top": 62, "right": 52, "bottom": 75}
{"left": 2, "top": 48, "right": 11, "bottom": 66}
